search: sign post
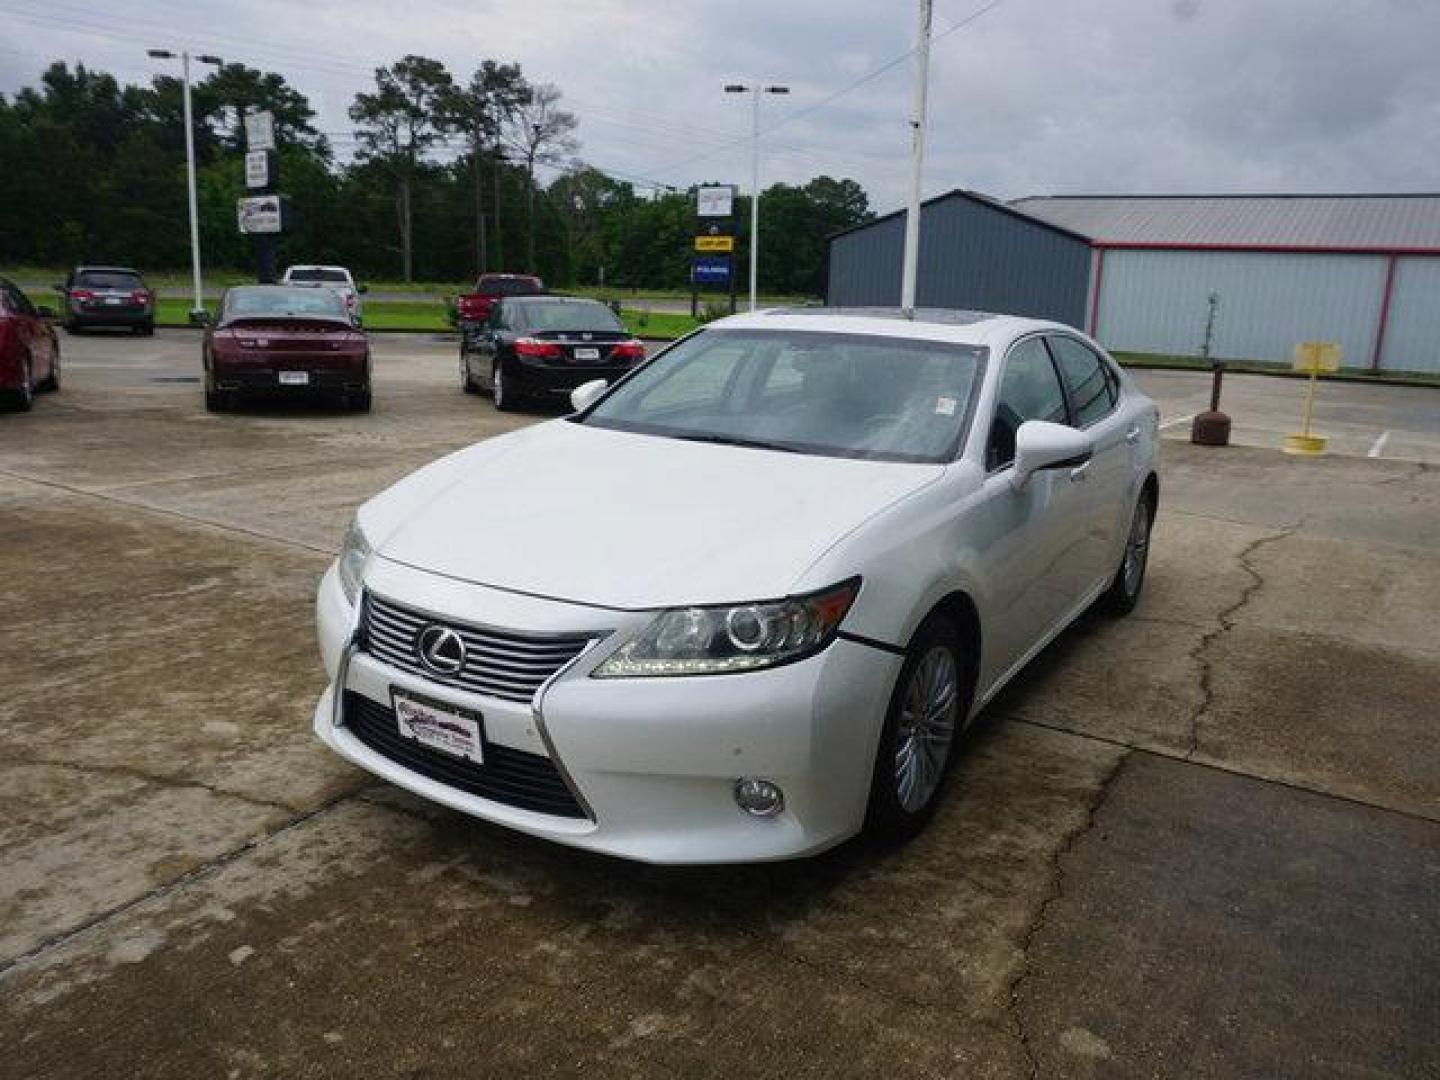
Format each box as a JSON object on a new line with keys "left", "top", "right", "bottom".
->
{"left": 1284, "top": 341, "right": 1341, "bottom": 456}
{"left": 692, "top": 185, "right": 737, "bottom": 317}
{"left": 239, "top": 110, "right": 282, "bottom": 284}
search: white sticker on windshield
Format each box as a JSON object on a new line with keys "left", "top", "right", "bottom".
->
{"left": 935, "top": 396, "right": 957, "bottom": 416}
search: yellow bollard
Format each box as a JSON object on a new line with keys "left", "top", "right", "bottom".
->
{"left": 1284, "top": 342, "right": 1339, "bottom": 456}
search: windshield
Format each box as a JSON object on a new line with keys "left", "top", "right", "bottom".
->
{"left": 223, "top": 287, "right": 347, "bottom": 320}
{"left": 75, "top": 270, "right": 141, "bottom": 289}
{"left": 287, "top": 268, "right": 349, "bottom": 284}
{"left": 581, "top": 329, "right": 986, "bottom": 463}
{"left": 512, "top": 301, "right": 622, "bottom": 332}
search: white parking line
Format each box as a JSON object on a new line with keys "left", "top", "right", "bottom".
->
{"left": 1368, "top": 431, "right": 1391, "bottom": 458}
{"left": 1159, "top": 414, "right": 1194, "bottom": 431}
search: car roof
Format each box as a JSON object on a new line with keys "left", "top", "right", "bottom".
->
{"left": 501, "top": 295, "right": 602, "bottom": 304}
{"left": 705, "top": 306, "right": 1059, "bottom": 347}
{"left": 74, "top": 266, "right": 142, "bottom": 274}
{"left": 286, "top": 264, "right": 349, "bottom": 271}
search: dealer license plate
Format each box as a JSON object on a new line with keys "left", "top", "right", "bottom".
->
{"left": 278, "top": 370, "right": 310, "bottom": 386}
{"left": 573, "top": 346, "right": 600, "bottom": 361}
{"left": 392, "top": 689, "right": 484, "bottom": 763}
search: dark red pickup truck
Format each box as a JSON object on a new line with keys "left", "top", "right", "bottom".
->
{"left": 455, "top": 274, "right": 544, "bottom": 329}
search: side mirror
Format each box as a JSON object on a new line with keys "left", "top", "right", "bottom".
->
{"left": 570, "top": 379, "right": 608, "bottom": 413}
{"left": 1010, "top": 420, "right": 1093, "bottom": 490}
{"left": 36, "top": 305, "right": 56, "bottom": 319}
{"left": 357, "top": 284, "right": 369, "bottom": 294}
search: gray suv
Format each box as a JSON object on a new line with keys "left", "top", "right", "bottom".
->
{"left": 58, "top": 267, "right": 155, "bottom": 335}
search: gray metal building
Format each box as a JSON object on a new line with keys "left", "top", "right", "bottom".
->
{"left": 827, "top": 191, "right": 1440, "bottom": 374}
{"left": 1014, "top": 194, "right": 1440, "bottom": 374}
{"left": 825, "top": 190, "right": 1092, "bottom": 325}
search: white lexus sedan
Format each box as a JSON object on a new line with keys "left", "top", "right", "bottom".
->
{"left": 314, "top": 309, "right": 1159, "bottom": 863}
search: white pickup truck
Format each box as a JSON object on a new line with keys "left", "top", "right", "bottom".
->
{"left": 280, "top": 265, "right": 365, "bottom": 325}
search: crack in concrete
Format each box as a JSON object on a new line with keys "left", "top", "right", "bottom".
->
{"left": 1184, "top": 525, "right": 1300, "bottom": 761}
{"left": 1005, "top": 751, "right": 1131, "bottom": 1079}
{"left": 0, "top": 467, "right": 338, "bottom": 557}
{"left": 0, "top": 782, "right": 375, "bottom": 980}
{"left": 6, "top": 754, "right": 301, "bottom": 815}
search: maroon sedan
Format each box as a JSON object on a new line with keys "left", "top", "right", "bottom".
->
{"left": 0, "top": 276, "right": 60, "bottom": 412}
{"left": 204, "top": 285, "right": 371, "bottom": 412}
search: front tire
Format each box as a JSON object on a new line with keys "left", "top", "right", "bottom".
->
{"left": 1103, "top": 491, "right": 1154, "bottom": 616}
{"left": 866, "top": 615, "right": 970, "bottom": 839}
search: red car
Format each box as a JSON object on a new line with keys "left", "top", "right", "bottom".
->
{"left": 456, "top": 273, "right": 543, "bottom": 341}
{"left": 203, "top": 285, "right": 371, "bottom": 412}
{"left": 0, "top": 277, "right": 61, "bottom": 411}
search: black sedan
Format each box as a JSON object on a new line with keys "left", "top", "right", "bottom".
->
{"left": 57, "top": 266, "right": 155, "bottom": 334}
{"left": 461, "top": 296, "right": 646, "bottom": 411}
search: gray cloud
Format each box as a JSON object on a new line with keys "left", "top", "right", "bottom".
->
{"left": 1, "top": 0, "right": 1436, "bottom": 210}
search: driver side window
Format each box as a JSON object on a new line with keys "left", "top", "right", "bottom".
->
{"left": 986, "top": 338, "right": 1069, "bottom": 471}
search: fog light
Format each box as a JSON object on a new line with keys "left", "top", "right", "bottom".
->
{"left": 734, "top": 778, "right": 784, "bottom": 817}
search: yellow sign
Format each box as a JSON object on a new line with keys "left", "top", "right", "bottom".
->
{"left": 695, "top": 235, "right": 735, "bottom": 253}
{"left": 1293, "top": 341, "right": 1341, "bottom": 374}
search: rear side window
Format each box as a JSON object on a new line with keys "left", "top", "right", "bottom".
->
{"left": 987, "top": 338, "right": 1068, "bottom": 471}
{"left": 287, "top": 268, "right": 349, "bottom": 284}
{"left": 75, "top": 270, "right": 142, "bottom": 290}
{"left": 481, "top": 277, "right": 543, "bottom": 297}
{"left": 1048, "top": 336, "right": 1116, "bottom": 427}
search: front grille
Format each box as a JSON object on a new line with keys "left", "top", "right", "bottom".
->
{"left": 343, "top": 692, "right": 586, "bottom": 818}
{"left": 361, "top": 594, "right": 594, "bottom": 704}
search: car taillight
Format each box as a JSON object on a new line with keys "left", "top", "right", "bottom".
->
{"left": 514, "top": 337, "right": 563, "bottom": 359}
{"left": 71, "top": 289, "right": 94, "bottom": 301}
{"left": 612, "top": 339, "right": 646, "bottom": 361}
{"left": 132, "top": 290, "right": 149, "bottom": 304}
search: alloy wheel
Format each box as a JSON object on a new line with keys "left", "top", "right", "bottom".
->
{"left": 1122, "top": 500, "right": 1152, "bottom": 597}
{"left": 893, "top": 645, "right": 959, "bottom": 813}
{"left": 492, "top": 363, "right": 505, "bottom": 408}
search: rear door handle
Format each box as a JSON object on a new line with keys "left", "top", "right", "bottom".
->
{"left": 1069, "top": 462, "right": 1091, "bottom": 483}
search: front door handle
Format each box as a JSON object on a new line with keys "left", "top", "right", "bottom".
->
{"left": 1125, "top": 426, "right": 1142, "bottom": 444}
{"left": 1069, "top": 462, "right": 1091, "bottom": 483}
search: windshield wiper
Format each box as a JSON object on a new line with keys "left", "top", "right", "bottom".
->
{"left": 670, "top": 433, "right": 802, "bottom": 454}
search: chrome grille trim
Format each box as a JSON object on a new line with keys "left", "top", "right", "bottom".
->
{"left": 360, "top": 593, "right": 595, "bottom": 704}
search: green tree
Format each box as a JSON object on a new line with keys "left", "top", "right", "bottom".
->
{"left": 349, "top": 55, "right": 456, "bottom": 281}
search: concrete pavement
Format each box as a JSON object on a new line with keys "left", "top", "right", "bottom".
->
{"left": 1, "top": 330, "right": 1436, "bottom": 1078}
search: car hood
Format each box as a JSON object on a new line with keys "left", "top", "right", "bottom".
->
{"left": 365, "top": 420, "right": 944, "bottom": 610}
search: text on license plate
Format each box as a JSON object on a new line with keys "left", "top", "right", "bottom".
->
{"left": 393, "top": 690, "right": 484, "bottom": 763}
{"left": 278, "top": 370, "right": 310, "bottom": 385}
{"left": 572, "top": 347, "right": 600, "bottom": 360}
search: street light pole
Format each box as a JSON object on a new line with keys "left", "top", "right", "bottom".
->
{"left": 725, "top": 83, "right": 789, "bottom": 311}
{"left": 147, "top": 48, "right": 222, "bottom": 322}
{"left": 899, "top": 0, "right": 933, "bottom": 317}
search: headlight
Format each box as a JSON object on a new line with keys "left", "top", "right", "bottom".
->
{"left": 593, "top": 578, "right": 860, "bottom": 678}
{"left": 336, "top": 520, "right": 373, "bottom": 605}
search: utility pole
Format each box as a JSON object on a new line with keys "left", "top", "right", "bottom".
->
{"left": 725, "top": 83, "right": 789, "bottom": 311}
{"left": 899, "top": 0, "right": 933, "bottom": 317}
{"left": 147, "top": 48, "right": 222, "bottom": 323}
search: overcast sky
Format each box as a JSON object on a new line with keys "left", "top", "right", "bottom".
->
{"left": 3, "top": 0, "right": 1438, "bottom": 212}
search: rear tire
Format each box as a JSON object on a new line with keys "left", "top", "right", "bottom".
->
{"left": 350, "top": 385, "right": 372, "bottom": 413}
{"left": 141, "top": 322, "right": 155, "bottom": 337}
{"left": 63, "top": 320, "right": 80, "bottom": 335}
{"left": 1103, "top": 491, "right": 1154, "bottom": 616}
{"left": 460, "top": 353, "right": 479, "bottom": 394}
{"left": 38, "top": 351, "right": 60, "bottom": 392}
{"left": 865, "top": 615, "right": 971, "bottom": 841}
{"left": 492, "top": 361, "right": 518, "bottom": 412}
{"left": 204, "top": 389, "right": 229, "bottom": 413}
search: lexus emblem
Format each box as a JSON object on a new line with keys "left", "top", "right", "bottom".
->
{"left": 416, "top": 625, "right": 466, "bottom": 675}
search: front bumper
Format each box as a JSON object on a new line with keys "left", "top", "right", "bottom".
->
{"left": 313, "top": 558, "right": 902, "bottom": 864}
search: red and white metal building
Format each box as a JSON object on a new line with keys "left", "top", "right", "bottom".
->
{"left": 1013, "top": 194, "right": 1440, "bottom": 374}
